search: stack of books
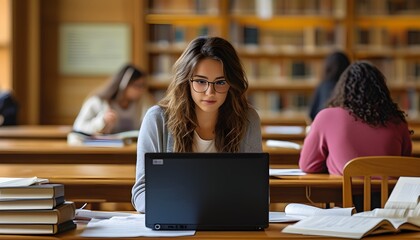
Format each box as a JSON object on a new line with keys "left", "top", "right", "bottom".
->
{"left": 0, "top": 183, "right": 76, "bottom": 235}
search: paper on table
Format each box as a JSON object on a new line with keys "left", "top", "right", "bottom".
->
{"left": 266, "top": 140, "right": 301, "bottom": 150}
{"left": 269, "top": 212, "right": 302, "bottom": 223}
{"left": 264, "top": 126, "right": 303, "bottom": 134}
{"left": 269, "top": 169, "right": 306, "bottom": 176}
{"left": 76, "top": 209, "right": 135, "bottom": 220}
{"left": 80, "top": 214, "right": 196, "bottom": 238}
{"left": 0, "top": 177, "right": 49, "bottom": 187}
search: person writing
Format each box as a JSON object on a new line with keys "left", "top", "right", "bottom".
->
{"left": 72, "top": 64, "right": 154, "bottom": 135}
{"left": 131, "top": 36, "right": 263, "bottom": 213}
{"left": 299, "top": 61, "right": 412, "bottom": 175}
{"left": 309, "top": 51, "right": 350, "bottom": 121}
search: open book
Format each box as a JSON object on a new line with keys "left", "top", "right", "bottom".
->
{"left": 67, "top": 130, "right": 138, "bottom": 147}
{"left": 0, "top": 177, "right": 48, "bottom": 187}
{"left": 270, "top": 203, "right": 354, "bottom": 222}
{"left": 283, "top": 177, "right": 420, "bottom": 239}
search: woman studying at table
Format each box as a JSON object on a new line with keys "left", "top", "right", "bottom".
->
{"left": 131, "top": 36, "right": 263, "bottom": 213}
{"left": 72, "top": 64, "right": 154, "bottom": 135}
{"left": 299, "top": 61, "right": 412, "bottom": 175}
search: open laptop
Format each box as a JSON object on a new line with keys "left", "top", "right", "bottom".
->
{"left": 145, "top": 152, "right": 269, "bottom": 231}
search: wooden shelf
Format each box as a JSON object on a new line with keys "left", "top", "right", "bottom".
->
{"left": 356, "top": 16, "right": 420, "bottom": 28}
{"left": 230, "top": 15, "right": 343, "bottom": 29}
{"left": 143, "top": 0, "right": 420, "bottom": 124}
{"left": 146, "top": 14, "right": 225, "bottom": 25}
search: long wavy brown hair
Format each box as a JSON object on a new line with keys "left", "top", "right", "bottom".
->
{"left": 328, "top": 61, "right": 407, "bottom": 126}
{"left": 159, "top": 36, "right": 251, "bottom": 152}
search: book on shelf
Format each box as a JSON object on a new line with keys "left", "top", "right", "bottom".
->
{"left": 0, "top": 220, "right": 76, "bottom": 235}
{"left": 0, "top": 183, "right": 64, "bottom": 199}
{"left": 0, "top": 196, "right": 65, "bottom": 210}
{"left": 0, "top": 201, "right": 76, "bottom": 224}
{"left": 283, "top": 177, "right": 420, "bottom": 239}
{"left": 270, "top": 203, "right": 353, "bottom": 223}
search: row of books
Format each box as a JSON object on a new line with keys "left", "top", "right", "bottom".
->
{"left": 230, "top": 0, "right": 346, "bottom": 17}
{"left": 233, "top": 25, "right": 343, "bottom": 49}
{"left": 356, "top": 0, "right": 420, "bottom": 15}
{"left": 249, "top": 92, "right": 310, "bottom": 115}
{"left": 356, "top": 28, "right": 420, "bottom": 48}
{"left": 0, "top": 180, "right": 76, "bottom": 235}
{"left": 148, "top": 24, "right": 346, "bottom": 52}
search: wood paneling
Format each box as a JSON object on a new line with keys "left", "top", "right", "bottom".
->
{"left": 13, "top": 0, "right": 144, "bottom": 124}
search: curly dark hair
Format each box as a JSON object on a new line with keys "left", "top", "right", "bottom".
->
{"left": 328, "top": 61, "right": 407, "bottom": 126}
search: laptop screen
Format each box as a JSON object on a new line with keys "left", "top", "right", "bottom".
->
{"left": 145, "top": 152, "right": 269, "bottom": 230}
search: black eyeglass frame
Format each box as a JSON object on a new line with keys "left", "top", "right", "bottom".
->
{"left": 189, "top": 79, "right": 230, "bottom": 93}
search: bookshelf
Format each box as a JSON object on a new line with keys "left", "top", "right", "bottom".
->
{"left": 9, "top": 0, "right": 420, "bottom": 125}
{"left": 352, "top": 0, "right": 420, "bottom": 120}
{"left": 144, "top": 0, "right": 346, "bottom": 123}
{"left": 144, "top": 0, "right": 420, "bottom": 124}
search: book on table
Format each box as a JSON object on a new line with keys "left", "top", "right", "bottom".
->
{"left": 0, "top": 177, "right": 48, "bottom": 187}
{"left": 0, "top": 196, "right": 65, "bottom": 210}
{"left": 67, "top": 130, "right": 138, "bottom": 147}
{"left": 0, "top": 183, "right": 64, "bottom": 199}
{"left": 0, "top": 220, "right": 76, "bottom": 235}
{"left": 283, "top": 176, "right": 420, "bottom": 239}
{"left": 0, "top": 201, "right": 76, "bottom": 224}
{"left": 270, "top": 203, "right": 354, "bottom": 223}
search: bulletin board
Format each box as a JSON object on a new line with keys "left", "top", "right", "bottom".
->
{"left": 59, "top": 23, "right": 131, "bottom": 75}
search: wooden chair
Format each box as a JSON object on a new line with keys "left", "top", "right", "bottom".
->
{"left": 342, "top": 156, "right": 420, "bottom": 211}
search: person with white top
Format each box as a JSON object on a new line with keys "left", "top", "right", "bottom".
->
{"left": 131, "top": 37, "right": 263, "bottom": 213}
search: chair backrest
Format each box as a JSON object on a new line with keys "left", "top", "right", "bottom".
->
{"left": 342, "top": 156, "right": 420, "bottom": 211}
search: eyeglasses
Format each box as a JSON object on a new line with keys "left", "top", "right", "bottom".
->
{"left": 190, "top": 78, "right": 230, "bottom": 93}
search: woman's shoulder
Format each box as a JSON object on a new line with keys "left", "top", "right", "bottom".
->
{"left": 246, "top": 107, "right": 261, "bottom": 121}
{"left": 317, "top": 107, "right": 348, "bottom": 116}
{"left": 313, "top": 107, "right": 350, "bottom": 123}
{"left": 144, "top": 105, "right": 165, "bottom": 118}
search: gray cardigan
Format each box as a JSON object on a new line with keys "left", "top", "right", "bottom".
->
{"left": 131, "top": 105, "right": 263, "bottom": 213}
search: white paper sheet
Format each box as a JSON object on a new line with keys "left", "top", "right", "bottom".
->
{"left": 265, "top": 140, "right": 302, "bottom": 149}
{"left": 269, "top": 212, "right": 302, "bottom": 223}
{"left": 0, "top": 177, "right": 48, "bottom": 187}
{"left": 269, "top": 169, "right": 306, "bottom": 176}
{"left": 81, "top": 214, "right": 196, "bottom": 238}
{"left": 264, "top": 126, "right": 303, "bottom": 134}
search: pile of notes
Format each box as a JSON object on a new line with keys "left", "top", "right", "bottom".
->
{"left": 0, "top": 177, "right": 76, "bottom": 235}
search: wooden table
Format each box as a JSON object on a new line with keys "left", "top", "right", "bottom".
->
{"left": 2, "top": 138, "right": 420, "bottom": 166}
{"left": 0, "top": 163, "right": 344, "bottom": 206}
{"left": 264, "top": 140, "right": 420, "bottom": 165}
{"left": 0, "top": 125, "right": 72, "bottom": 139}
{"left": 0, "top": 164, "right": 135, "bottom": 203}
{"left": 0, "top": 139, "right": 136, "bottom": 164}
{"left": 1, "top": 221, "right": 418, "bottom": 239}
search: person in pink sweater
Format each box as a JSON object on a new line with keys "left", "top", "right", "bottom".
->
{"left": 299, "top": 61, "right": 412, "bottom": 175}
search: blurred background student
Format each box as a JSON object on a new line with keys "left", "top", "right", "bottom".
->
{"left": 299, "top": 61, "right": 412, "bottom": 176}
{"left": 0, "top": 90, "right": 18, "bottom": 126}
{"left": 308, "top": 51, "right": 350, "bottom": 121}
{"left": 72, "top": 64, "right": 155, "bottom": 135}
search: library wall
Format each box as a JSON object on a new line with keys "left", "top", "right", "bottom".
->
{"left": 10, "top": 0, "right": 420, "bottom": 125}
{"left": 39, "top": 0, "right": 143, "bottom": 124}
{"left": 0, "top": 0, "right": 10, "bottom": 90}
{"left": 12, "top": 0, "right": 144, "bottom": 124}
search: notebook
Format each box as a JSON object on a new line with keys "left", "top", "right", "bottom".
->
{"left": 145, "top": 152, "right": 269, "bottom": 231}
